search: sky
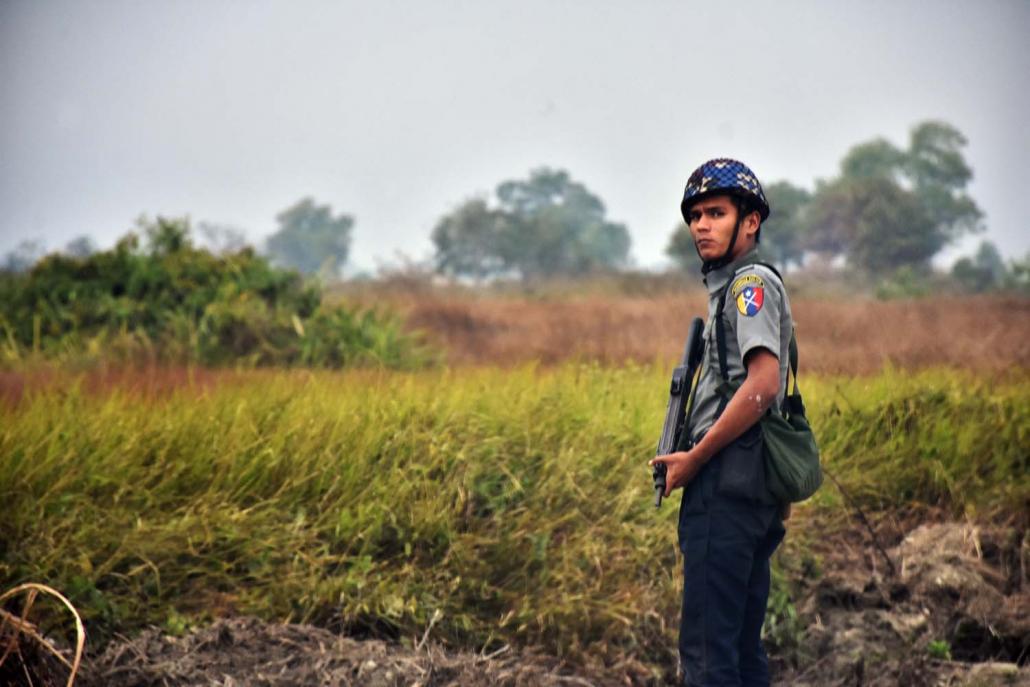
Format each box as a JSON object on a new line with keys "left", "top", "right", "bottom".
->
{"left": 1, "top": 0, "right": 1028, "bottom": 272}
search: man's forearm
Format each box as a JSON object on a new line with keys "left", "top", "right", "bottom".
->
{"left": 691, "top": 352, "right": 779, "bottom": 463}
{"left": 650, "top": 349, "right": 780, "bottom": 496}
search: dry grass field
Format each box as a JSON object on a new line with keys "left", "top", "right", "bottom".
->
{"left": 3, "top": 293, "right": 1026, "bottom": 406}
{"left": 341, "top": 289, "right": 1030, "bottom": 374}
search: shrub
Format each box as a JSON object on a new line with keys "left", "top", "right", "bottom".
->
{"left": 0, "top": 217, "right": 429, "bottom": 369}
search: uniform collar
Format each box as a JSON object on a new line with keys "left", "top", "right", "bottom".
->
{"left": 703, "top": 247, "right": 761, "bottom": 296}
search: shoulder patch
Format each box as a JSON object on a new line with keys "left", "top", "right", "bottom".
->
{"left": 731, "top": 273, "right": 765, "bottom": 317}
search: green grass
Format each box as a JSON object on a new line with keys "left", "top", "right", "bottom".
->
{"left": 1, "top": 365, "right": 1026, "bottom": 670}
{"left": 803, "top": 369, "right": 1028, "bottom": 518}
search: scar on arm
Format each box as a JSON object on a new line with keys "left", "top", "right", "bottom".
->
{"left": 748, "top": 393, "right": 771, "bottom": 413}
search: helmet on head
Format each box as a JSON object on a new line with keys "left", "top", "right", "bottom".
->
{"left": 680, "top": 158, "right": 771, "bottom": 273}
{"left": 680, "top": 158, "right": 770, "bottom": 224}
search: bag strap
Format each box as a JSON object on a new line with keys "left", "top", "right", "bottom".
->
{"left": 787, "top": 328, "right": 800, "bottom": 397}
{"left": 715, "top": 281, "right": 732, "bottom": 384}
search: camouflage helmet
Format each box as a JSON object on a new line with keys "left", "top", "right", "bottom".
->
{"left": 680, "top": 158, "right": 771, "bottom": 224}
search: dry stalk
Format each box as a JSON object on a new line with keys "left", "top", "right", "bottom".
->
{"left": 824, "top": 470, "right": 898, "bottom": 578}
{"left": 415, "top": 608, "right": 443, "bottom": 653}
{"left": 0, "top": 583, "right": 86, "bottom": 687}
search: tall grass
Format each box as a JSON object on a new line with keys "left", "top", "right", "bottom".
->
{"left": 1, "top": 366, "right": 1026, "bottom": 669}
{"left": 805, "top": 371, "right": 1029, "bottom": 519}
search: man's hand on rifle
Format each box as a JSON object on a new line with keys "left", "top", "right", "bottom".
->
{"left": 650, "top": 351, "right": 780, "bottom": 500}
{"left": 649, "top": 450, "right": 707, "bottom": 498}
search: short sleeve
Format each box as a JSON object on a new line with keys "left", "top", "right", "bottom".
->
{"left": 729, "top": 266, "right": 782, "bottom": 363}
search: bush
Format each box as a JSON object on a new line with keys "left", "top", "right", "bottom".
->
{"left": 0, "top": 217, "right": 429, "bottom": 368}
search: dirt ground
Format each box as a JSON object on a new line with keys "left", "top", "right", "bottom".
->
{"left": 4, "top": 521, "right": 1028, "bottom": 687}
{"left": 772, "top": 520, "right": 1029, "bottom": 686}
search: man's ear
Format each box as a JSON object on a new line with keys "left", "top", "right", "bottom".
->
{"left": 742, "top": 210, "right": 761, "bottom": 240}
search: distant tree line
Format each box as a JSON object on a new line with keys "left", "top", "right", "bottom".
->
{"left": 665, "top": 120, "right": 1027, "bottom": 292}
{"left": 430, "top": 167, "right": 631, "bottom": 280}
{"left": 3, "top": 197, "right": 356, "bottom": 282}
{"left": 266, "top": 197, "right": 353, "bottom": 278}
{"left": 3, "top": 119, "right": 1027, "bottom": 295}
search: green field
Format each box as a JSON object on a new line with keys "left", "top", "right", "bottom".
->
{"left": 2, "top": 365, "right": 1026, "bottom": 671}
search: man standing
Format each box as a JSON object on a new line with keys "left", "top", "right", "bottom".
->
{"left": 650, "top": 158, "right": 793, "bottom": 686}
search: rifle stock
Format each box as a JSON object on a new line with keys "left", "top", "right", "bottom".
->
{"left": 653, "top": 316, "right": 705, "bottom": 507}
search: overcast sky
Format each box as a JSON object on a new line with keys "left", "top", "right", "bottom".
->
{"left": 2, "top": 0, "right": 1028, "bottom": 271}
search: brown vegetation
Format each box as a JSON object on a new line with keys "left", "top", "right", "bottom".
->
{"left": 372, "top": 293, "right": 1030, "bottom": 373}
{"left": 2, "top": 295, "right": 1026, "bottom": 407}
{"left": 0, "top": 366, "right": 245, "bottom": 408}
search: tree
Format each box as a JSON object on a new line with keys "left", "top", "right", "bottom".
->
{"left": 431, "top": 168, "right": 630, "bottom": 280}
{"left": 496, "top": 168, "right": 630, "bottom": 278}
{"left": 804, "top": 119, "right": 983, "bottom": 274}
{"left": 1, "top": 240, "right": 46, "bottom": 273}
{"left": 665, "top": 222, "right": 703, "bottom": 274}
{"left": 198, "top": 222, "right": 249, "bottom": 255}
{"left": 836, "top": 123, "right": 982, "bottom": 239}
{"left": 951, "top": 240, "right": 1006, "bottom": 292}
{"left": 430, "top": 198, "right": 506, "bottom": 280}
{"left": 905, "top": 121, "right": 983, "bottom": 241}
{"left": 800, "top": 179, "right": 852, "bottom": 260}
{"left": 845, "top": 178, "right": 942, "bottom": 274}
{"left": 266, "top": 198, "right": 353, "bottom": 277}
{"left": 759, "top": 181, "right": 812, "bottom": 271}
{"left": 142, "top": 215, "right": 191, "bottom": 255}
{"left": 806, "top": 176, "right": 941, "bottom": 274}
{"left": 1007, "top": 252, "right": 1030, "bottom": 294}
{"left": 973, "top": 240, "right": 1006, "bottom": 284}
{"left": 839, "top": 138, "right": 906, "bottom": 180}
{"left": 64, "top": 235, "right": 97, "bottom": 258}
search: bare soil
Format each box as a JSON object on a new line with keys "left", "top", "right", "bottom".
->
{"left": 5, "top": 520, "right": 1027, "bottom": 687}
{"left": 773, "top": 519, "right": 1029, "bottom": 686}
{"left": 79, "top": 617, "right": 629, "bottom": 687}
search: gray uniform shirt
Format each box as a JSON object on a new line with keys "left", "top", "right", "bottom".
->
{"left": 686, "top": 249, "right": 794, "bottom": 445}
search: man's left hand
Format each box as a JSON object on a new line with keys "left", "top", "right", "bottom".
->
{"left": 649, "top": 450, "right": 707, "bottom": 498}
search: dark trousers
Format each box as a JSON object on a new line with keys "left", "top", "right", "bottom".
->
{"left": 677, "top": 459, "right": 786, "bottom": 687}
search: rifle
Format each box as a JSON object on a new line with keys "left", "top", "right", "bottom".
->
{"left": 653, "top": 317, "right": 705, "bottom": 507}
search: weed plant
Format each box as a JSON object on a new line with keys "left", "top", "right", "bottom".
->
{"left": 1, "top": 366, "right": 1026, "bottom": 670}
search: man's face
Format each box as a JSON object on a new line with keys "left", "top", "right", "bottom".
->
{"left": 686, "top": 195, "right": 758, "bottom": 262}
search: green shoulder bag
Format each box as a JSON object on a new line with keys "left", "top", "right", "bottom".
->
{"left": 760, "top": 330, "right": 822, "bottom": 503}
{"left": 711, "top": 259, "right": 822, "bottom": 504}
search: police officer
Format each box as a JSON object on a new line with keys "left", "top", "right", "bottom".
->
{"left": 650, "top": 158, "right": 793, "bottom": 686}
